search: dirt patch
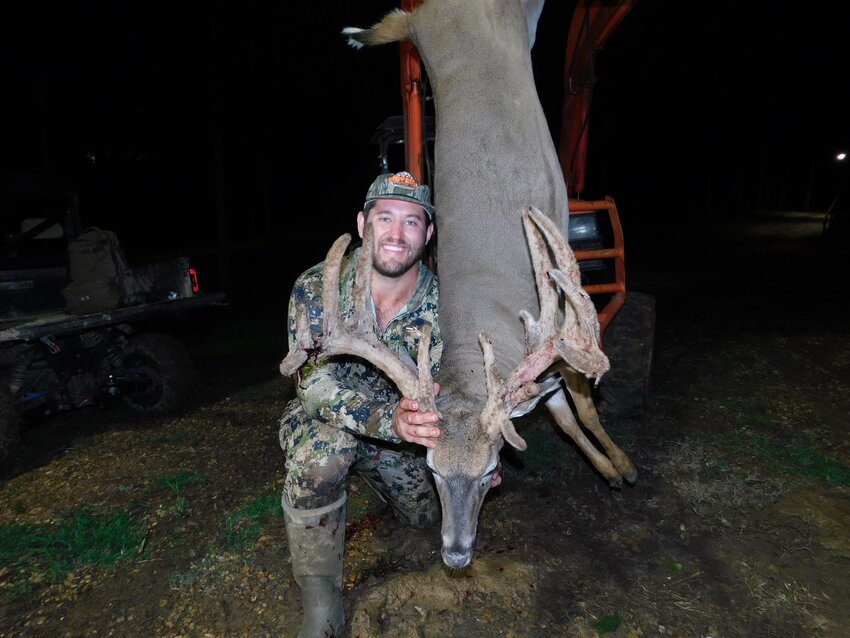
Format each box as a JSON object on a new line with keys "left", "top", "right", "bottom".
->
{"left": 1, "top": 211, "right": 849, "bottom": 637}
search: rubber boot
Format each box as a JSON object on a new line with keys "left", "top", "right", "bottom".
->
{"left": 282, "top": 493, "right": 346, "bottom": 638}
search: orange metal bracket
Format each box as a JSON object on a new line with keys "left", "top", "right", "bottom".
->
{"left": 568, "top": 196, "right": 626, "bottom": 338}
{"left": 559, "top": 0, "right": 636, "bottom": 198}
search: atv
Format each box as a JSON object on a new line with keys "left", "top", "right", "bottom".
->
{"left": 0, "top": 170, "right": 226, "bottom": 472}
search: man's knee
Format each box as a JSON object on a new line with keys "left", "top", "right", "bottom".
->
{"left": 284, "top": 454, "right": 353, "bottom": 510}
{"left": 281, "top": 407, "right": 358, "bottom": 509}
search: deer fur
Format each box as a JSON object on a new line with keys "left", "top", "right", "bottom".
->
{"left": 330, "top": 0, "right": 636, "bottom": 569}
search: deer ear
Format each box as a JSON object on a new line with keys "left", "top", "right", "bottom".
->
{"left": 509, "top": 376, "right": 561, "bottom": 417}
{"left": 501, "top": 418, "right": 528, "bottom": 451}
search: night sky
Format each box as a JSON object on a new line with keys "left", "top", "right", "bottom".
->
{"left": 2, "top": 1, "right": 848, "bottom": 297}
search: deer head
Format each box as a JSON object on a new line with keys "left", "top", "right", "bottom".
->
{"left": 427, "top": 207, "right": 609, "bottom": 568}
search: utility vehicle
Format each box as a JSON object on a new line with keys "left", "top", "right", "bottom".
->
{"left": 0, "top": 170, "right": 226, "bottom": 472}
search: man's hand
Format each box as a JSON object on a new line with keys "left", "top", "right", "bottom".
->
{"left": 392, "top": 384, "right": 441, "bottom": 448}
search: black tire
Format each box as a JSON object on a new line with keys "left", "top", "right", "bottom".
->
{"left": 119, "top": 333, "right": 194, "bottom": 415}
{"left": 0, "top": 378, "right": 21, "bottom": 474}
{"left": 596, "top": 291, "right": 656, "bottom": 421}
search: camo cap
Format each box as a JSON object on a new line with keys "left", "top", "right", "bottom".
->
{"left": 364, "top": 171, "right": 434, "bottom": 219}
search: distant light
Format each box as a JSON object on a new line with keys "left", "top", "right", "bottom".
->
{"left": 837, "top": 152, "right": 847, "bottom": 161}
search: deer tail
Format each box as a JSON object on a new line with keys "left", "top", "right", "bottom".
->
{"left": 342, "top": 9, "right": 413, "bottom": 49}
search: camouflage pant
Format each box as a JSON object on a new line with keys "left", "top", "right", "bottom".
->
{"left": 279, "top": 400, "right": 439, "bottom": 528}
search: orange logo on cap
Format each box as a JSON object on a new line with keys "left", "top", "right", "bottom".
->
{"left": 388, "top": 172, "right": 419, "bottom": 189}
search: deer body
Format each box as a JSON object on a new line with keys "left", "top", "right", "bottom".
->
{"left": 417, "top": 9, "right": 560, "bottom": 560}
{"left": 283, "top": 0, "right": 636, "bottom": 570}
{"left": 417, "top": 1, "right": 567, "bottom": 394}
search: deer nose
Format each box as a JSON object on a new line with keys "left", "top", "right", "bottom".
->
{"left": 442, "top": 546, "right": 472, "bottom": 569}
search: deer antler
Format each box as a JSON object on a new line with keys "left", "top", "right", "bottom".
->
{"left": 279, "top": 224, "right": 438, "bottom": 413}
{"left": 480, "top": 206, "right": 610, "bottom": 448}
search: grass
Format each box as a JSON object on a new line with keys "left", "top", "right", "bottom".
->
{"left": 0, "top": 487, "right": 285, "bottom": 604}
{"left": 160, "top": 492, "right": 284, "bottom": 591}
{"left": 660, "top": 439, "right": 786, "bottom": 528}
{"left": 750, "top": 436, "right": 850, "bottom": 486}
{"left": 158, "top": 471, "right": 204, "bottom": 515}
{"left": 698, "top": 398, "right": 850, "bottom": 486}
{"left": 220, "top": 492, "right": 282, "bottom": 551}
{"left": 158, "top": 470, "right": 204, "bottom": 493}
{"left": 0, "top": 508, "right": 147, "bottom": 601}
{"left": 660, "top": 396, "right": 850, "bottom": 531}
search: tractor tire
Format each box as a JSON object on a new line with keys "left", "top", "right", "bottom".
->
{"left": 119, "top": 333, "right": 194, "bottom": 415}
{"left": 596, "top": 291, "right": 656, "bottom": 421}
{"left": 0, "top": 378, "right": 21, "bottom": 474}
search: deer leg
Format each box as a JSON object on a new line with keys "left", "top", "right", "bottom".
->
{"left": 562, "top": 368, "right": 638, "bottom": 484}
{"left": 544, "top": 388, "right": 623, "bottom": 487}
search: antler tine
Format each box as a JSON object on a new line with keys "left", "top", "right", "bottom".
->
{"left": 479, "top": 332, "right": 529, "bottom": 450}
{"left": 281, "top": 223, "right": 438, "bottom": 413}
{"left": 351, "top": 225, "right": 375, "bottom": 334}
{"left": 280, "top": 234, "right": 350, "bottom": 377}
{"left": 548, "top": 268, "right": 607, "bottom": 380}
{"left": 525, "top": 206, "right": 582, "bottom": 288}
{"left": 525, "top": 207, "right": 601, "bottom": 342}
{"left": 524, "top": 206, "right": 608, "bottom": 380}
{"left": 279, "top": 304, "right": 312, "bottom": 376}
{"left": 415, "top": 323, "right": 438, "bottom": 413}
{"left": 480, "top": 207, "right": 610, "bottom": 438}
{"left": 520, "top": 208, "right": 558, "bottom": 350}
{"left": 321, "top": 233, "right": 353, "bottom": 332}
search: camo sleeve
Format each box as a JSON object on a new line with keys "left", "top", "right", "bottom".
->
{"left": 296, "top": 364, "right": 400, "bottom": 441}
{"left": 285, "top": 260, "right": 402, "bottom": 442}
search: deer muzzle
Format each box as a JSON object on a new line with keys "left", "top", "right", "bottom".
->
{"left": 433, "top": 473, "right": 492, "bottom": 569}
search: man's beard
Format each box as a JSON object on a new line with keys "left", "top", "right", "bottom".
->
{"left": 372, "top": 241, "right": 425, "bottom": 278}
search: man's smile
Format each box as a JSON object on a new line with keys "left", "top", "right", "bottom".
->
{"left": 381, "top": 243, "right": 407, "bottom": 253}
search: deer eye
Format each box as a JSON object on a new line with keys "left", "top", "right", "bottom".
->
{"left": 479, "top": 463, "right": 497, "bottom": 487}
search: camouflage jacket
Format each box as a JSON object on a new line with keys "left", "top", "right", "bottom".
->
{"left": 282, "top": 247, "right": 441, "bottom": 442}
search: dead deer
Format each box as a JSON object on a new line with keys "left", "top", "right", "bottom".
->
{"left": 282, "top": 0, "right": 637, "bottom": 570}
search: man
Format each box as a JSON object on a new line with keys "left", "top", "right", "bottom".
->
{"left": 279, "top": 171, "right": 444, "bottom": 638}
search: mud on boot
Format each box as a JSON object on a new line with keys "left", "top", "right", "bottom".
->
{"left": 282, "top": 494, "right": 346, "bottom": 638}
